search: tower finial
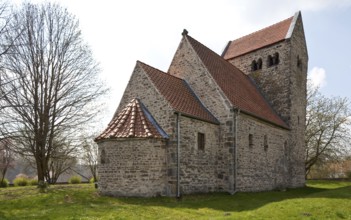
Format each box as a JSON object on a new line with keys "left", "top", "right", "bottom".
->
{"left": 182, "top": 29, "right": 188, "bottom": 36}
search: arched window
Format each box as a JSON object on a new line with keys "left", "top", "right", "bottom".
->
{"left": 257, "top": 58, "right": 262, "bottom": 70}
{"left": 273, "top": 52, "right": 280, "bottom": 65}
{"left": 251, "top": 60, "right": 258, "bottom": 71}
{"left": 267, "top": 55, "right": 273, "bottom": 67}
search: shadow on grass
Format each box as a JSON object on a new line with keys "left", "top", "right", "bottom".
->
{"left": 114, "top": 184, "right": 351, "bottom": 212}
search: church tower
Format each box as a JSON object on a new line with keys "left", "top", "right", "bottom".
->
{"left": 222, "top": 11, "right": 308, "bottom": 187}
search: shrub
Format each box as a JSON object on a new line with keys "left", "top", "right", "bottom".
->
{"left": 13, "top": 176, "right": 29, "bottom": 186}
{"left": 29, "top": 178, "right": 38, "bottom": 186}
{"left": 0, "top": 179, "right": 9, "bottom": 188}
{"left": 69, "top": 175, "right": 81, "bottom": 184}
{"left": 89, "top": 177, "right": 98, "bottom": 183}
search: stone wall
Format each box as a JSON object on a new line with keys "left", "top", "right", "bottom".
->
{"left": 236, "top": 113, "right": 290, "bottom": 191}
{"left": 168, "top": 36, "right": 235, "bottom": 192}
{"left": 97, "top": 138, "right": 168, "bottom": 197}
{"left": 286, "top": 13, "right": 308, "bottom": 187}
{"left": 228, "top": 41, "right": 292, "bottom": 125}
{"left": 115, "top": 63, "right": 179, "bottom": 195}
{"left": 228, "top": 13, "right": 308, "bottom": 188}
{"left": 178, "top": 116, "right": 220, "bottom": 194}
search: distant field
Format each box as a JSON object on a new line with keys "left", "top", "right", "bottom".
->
{"left": 0, "top": 180, "right": 350, "bottom": 220}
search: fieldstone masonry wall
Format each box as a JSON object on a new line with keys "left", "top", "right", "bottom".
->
{"left": 169, "top": 37, "right": 235, "bottom": 192}
{"left": 98, "top": 139, "right": 168, "bottom": 197}
{"left": 228, "top": 13, "right": 307, "bottom": 188}
{"left": 178, "top": 116, "right": 220, "bottom": 193}
{"left": 236, "top": 114, "right": 289, "bottom": 191}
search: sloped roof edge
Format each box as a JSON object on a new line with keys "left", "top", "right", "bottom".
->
{"left": 184, "top": 34, "right": 289, "bottom": 129}
{"left": 285, "top": 11, "right": 300, "bottom": 39}
{"left": 95, "top": 98, "right": 169, "bottom": 142}
{"left": 137, "top": 61, "right": 220, "bottom": 125}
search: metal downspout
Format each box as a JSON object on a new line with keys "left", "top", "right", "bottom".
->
{"left": 176, "top": 112, "right": 181, "bottom": 198}
{"left": 232, "top": 109, "right": 240, "bottom": 195}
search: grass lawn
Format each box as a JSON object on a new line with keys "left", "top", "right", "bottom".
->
{"left": 0, "top": 180, "right": 350, "bottom": 220}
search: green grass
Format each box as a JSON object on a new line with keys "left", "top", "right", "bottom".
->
{"left": 0, "top": 180, "right": 350, "bottom": 219}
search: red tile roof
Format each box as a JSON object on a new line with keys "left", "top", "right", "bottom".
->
{"left": 186, "top": 35, "right": 288, "bottom": 129}
{"left": 95, "top": 98, "right": 168, "bottom": 141}
{"left": 138, "top": 61, "right": 219, "bottom": 124}
{"left": 223, "top": 16, "right": 293, "bottom": 60}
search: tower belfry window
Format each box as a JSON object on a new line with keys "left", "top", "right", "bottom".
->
{"left": 257, "top": 58, "right": 262, "bottom": 70}
{"left": 251, "top": 60, "right": 258, "bottom": 71}
{"left": 273, "top": 52, "right": 280, "bottom": 65}
{"left": 267, "top": 55, "right": 273, "bottom": 67}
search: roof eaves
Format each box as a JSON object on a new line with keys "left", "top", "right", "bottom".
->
{"left": 182, "top": 80, "right": 220, "bottom": 125}
{"left": 237, "top": 108, "right": 290, "bottom": 130}
{"left": 138, "top": 99, "right": 169, "bottom": 139}
{"left": 226, "top": 39, "right": 287, "bottom": 60}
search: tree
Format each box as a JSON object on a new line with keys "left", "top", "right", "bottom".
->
{"left": 80, "top": 135, "right": 98, "bottom": 182}
{"left": 0, "top": 3, "right": 107, "bottom": 183}
{"left": 0, "top": 138, "right": 14, "bottom": 185}
{"left": 305, "top": 85, "right": 351, "bottom": 177}
{"left": 46, "top": 136, "right": 77, "bottom": 184}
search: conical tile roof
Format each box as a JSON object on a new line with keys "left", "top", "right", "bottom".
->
{"left": 95, "top": 98, "right": 168, "bottom": 141}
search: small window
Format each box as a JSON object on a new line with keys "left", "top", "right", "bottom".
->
{"left": 251, "top": 60, "right": 257, "bottom": 71}
{"left": 257, "top": 58, "right": 262, "bottom": 70}
{"left": 297, "top": 55, "right": 302, "bottom": 70}
{"left": 273, "top": 52, "right": 280, "bottom": 65}
{"left": 249, "top": 134, "right": 253, "bottom": 147}
{"left": 197, "top": 132, "right": 205, "bottom": 151}
{"left": 284, "top": 141, "right": 288, "bottom": 157}
{"left": 264, "top": 135, "right": 268, "bottom": 151}
{"left": 101, "top": 148, "right": 106, "bottom": 164}
{"left": 267, "top": 55, "right": 273, "bottom": 67}
{"left": 297, "top": 116, "right": 300, "bottom": 125}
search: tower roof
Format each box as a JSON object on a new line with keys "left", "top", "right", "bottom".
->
{"left": 138, "top": 61, "right": 219, "bottom": 124}
{"left": 95, "top": 98, "right": 168, "bottom": 141}
{"left": 185, "top": 34, "right": 288, "bottom": 129}
{"left": 223, "top": 12, "right": 299, "bottom": 60}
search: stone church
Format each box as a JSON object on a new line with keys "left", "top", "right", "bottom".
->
{"left": 95, "top": 11, "right": 308, "bottom": 197}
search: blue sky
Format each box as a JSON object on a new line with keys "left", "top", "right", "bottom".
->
{"left": 11, "top": 0, "right": 351, "bottom": 126}
{"left": 304, "top": 8, "right": 351, "bottom": 98}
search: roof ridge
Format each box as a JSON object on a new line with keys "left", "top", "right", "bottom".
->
{"left": 231, "top": 16, "right": 293, "bottom": 43}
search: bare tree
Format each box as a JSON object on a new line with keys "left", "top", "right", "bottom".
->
{"left": 80, "top": 136, "right": 98, "bottom": 182}
{"left": 0, "top": 138, "right": 14, "bottom": 184}
{"left": 46, "top": 136, "right": 77, "bottom": 184}
{"left": 0, "top": 3, "right": 107, "bottom": 183}
{"left": 305, "top": 84, "right": 351, "bottom": 177}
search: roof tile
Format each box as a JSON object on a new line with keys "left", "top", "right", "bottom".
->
{"left": 186, "top": 35, "right": 288, "bottom": 129}
{"left": 223, "top": 16, "right": 293, "bottom": 59}
{"left": 138, "top": 61, "right": 219, "bottom": 124}
{"left": 95, "top": 98, "right": 168, "bottom": 141}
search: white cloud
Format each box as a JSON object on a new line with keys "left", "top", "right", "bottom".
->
{"left": 308, "top": 67, "right": 327, "bottom": 88}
